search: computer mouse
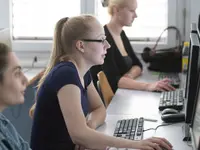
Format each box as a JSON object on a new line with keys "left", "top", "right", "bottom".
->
{"left": 161, "top": 108, "right": 179, "bottom": 115}
{"left": 161, "top": 113, "right": 185, "bottom": 123}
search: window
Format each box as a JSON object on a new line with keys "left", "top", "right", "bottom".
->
{"left": 95, "top": 0, "right": 168, "bottom": 41}
{"left": 11, "top": 0, "right": 177, "bottom": 52}
{"left": 12, "top": 0, "right": 81, "bottom": 39}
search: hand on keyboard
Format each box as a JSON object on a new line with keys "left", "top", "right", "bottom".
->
{"left": 146, "top": 78, "right": 176, "bottom": 92}
{"left": 136, "top": 137, "right": 173, "bottom": 150}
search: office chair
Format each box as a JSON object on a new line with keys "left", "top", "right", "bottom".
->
{"left": 97, "top": 80, "right": 106, "bottom": 106}
{"left": 97, "top": 71, "right": 114, "bottom": 107}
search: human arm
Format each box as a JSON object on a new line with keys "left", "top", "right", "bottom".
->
{"left": 86, "top": 81, "right": 106, "bottom": 129}
{"left": 58, "top": 84, "right": 173, "bottom": 150}
{"left": 118, "top": 77, "right": 175, "bottom": 92}
{"left": 124, "top": 65, "right": 142, "bottom": 79}
{"left": 103, "top": 52, "right": 174, "bottom": 92}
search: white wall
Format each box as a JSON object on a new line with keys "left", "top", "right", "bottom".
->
{"left": 0, "top": 28, "right": 11, "bottom": 46}
{"left": 0, "top": 0, "right": 11, "bottom": 46}
{"left": 190, "top": 0, "right": 200, "bottom": 23}
{"left": 0, "top": 0, "right": 10, "bottom": 29}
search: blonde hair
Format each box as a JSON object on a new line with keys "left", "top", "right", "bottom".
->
{"left": 29, "top": 15, "right": 97, "bottom": 118}
{"left": 108, "top": 0, "right": 126, "bottom": 15}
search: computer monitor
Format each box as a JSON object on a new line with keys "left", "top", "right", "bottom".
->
{"left": 183, "top": 32, "right": 200, "bottom": 141}
{"left": 190, "top": 69, "right": 200, "bottom": 150}
{"left": 191, "top": 23, "right": 198, "bottom": 34}
{"left": 185, "top": 32, "right": 200, "bottom": 124}
{"left": 184, "top": 24, "right": 198, "bottom": 99}
{"left": 198, "top": 14, "right": 200, "bottom": 31}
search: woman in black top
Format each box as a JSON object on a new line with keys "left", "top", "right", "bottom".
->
{"left": 93, "top": 0, "right": 175, "bottom": 93}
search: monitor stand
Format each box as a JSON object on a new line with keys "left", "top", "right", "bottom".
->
{"left": 183, "top": 123, "right": 191, "bottom": 141}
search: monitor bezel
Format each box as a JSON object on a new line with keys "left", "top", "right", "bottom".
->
{"left": 185, "top": 33, "right": 200, "bottom": 123}
{"left": 184, "top": 24, "right": 198, "bottom": 99}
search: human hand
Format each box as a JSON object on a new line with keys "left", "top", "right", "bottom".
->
{"left": 135, "top": 137, "right": 173, "bottom": 150}
{"left": 146, "top": 78, "right": 176, "bottom": 92}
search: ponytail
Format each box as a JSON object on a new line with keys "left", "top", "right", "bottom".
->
{"left": 52, "top": 17, "right": 69, "bottom": 61}
{"left": 29, "top": 17, "right": 68, "bottom": 118}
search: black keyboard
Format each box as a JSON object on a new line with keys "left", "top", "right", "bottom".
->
{"left": 158, "top": 73, "right": 180, "bottom": 88}
{"left": 159, "top": 90, "right": 184, "bottom": 111}
{"left": 113, "top": 117, "right": 144, "bottom": 140}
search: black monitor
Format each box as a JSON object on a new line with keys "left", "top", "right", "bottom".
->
{"left": 185, "top": 32, "right": 200, "bottom": 123}
{"left": 190, "top": 14, "right": 200, "bottom": 149}
{"left": 183, "top": 32, "right": 200, "bottom": 141}
{"left": 190, "top": 69, "right": 200, "bottom": 150}
{"left": 191, "top": 23, "right": 198, "bottom": 34}
{"left": 198, "top": 14, "right": 200, "bottom": 31}
{"left": 184, "top": 24, "right": 198, "bottom": 99}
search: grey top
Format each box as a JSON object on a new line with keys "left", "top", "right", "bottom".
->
{"left": 0, "top": 113, "right": 31, "bottom": 150}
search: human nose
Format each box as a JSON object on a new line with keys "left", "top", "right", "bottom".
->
{"left": 22, "top": 73, "right": 28, "bottom": 87}
{"left": 104, "top": 39, "right": 111, "bottom": 49}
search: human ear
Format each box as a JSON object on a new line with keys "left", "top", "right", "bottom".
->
{"left": 75, "top": 40, "right": 85, "bottom": 53}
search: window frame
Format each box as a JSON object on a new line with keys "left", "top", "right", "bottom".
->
{"left": 12, "top": 0, "right": 180, "bottom": 53}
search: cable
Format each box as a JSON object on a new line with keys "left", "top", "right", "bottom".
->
{"left": 23, "top": 56, "right": 38, "bottom": 73}
{"left": 143, "top": 128, "right": 155, "bottom": 132}
{"left": 181, "top": 124, "right": 192, "bottom": 147}
{"left": 143, "top": 123, "right": 175, "bottom": 133}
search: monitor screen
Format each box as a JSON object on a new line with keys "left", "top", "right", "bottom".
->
{"left": 184, "top": 24, "right": 197, "bottom": 99}
{"left": 191, "top": 70, "right": 200, "bottom": 150}
{"left": 185, "top": 32, "right": 200, "bottom": 124}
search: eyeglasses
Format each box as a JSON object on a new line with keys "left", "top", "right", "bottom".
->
{"left": 81, "top": 38, "right": 107, "bottom": 44}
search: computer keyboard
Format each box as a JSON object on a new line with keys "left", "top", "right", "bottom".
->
{"left": 159, "top": 89, "right": 184, "bottom": 111}
{"left": 158, "top": 73, "right": 180, "bottom": 88}
{"left": 113, "top": 117, "right": 144, "bottom": 140}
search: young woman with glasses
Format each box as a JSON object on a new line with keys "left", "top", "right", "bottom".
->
{"left": 30, "top": 15, "right": 173, "bottom": 150}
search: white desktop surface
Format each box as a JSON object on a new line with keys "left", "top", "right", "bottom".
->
{"left": 97, "top": 115, "right": 192, "bottom": 150}
{"left": 107, "top": 68, "right": 161, "bottom": 117}
{"left": 107, "top": 89, "right": 161, "bottom": 119}
{"left": 97, "top": 69, "right": 192, "bottom": 150}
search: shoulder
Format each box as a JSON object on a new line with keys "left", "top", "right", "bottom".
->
{"left": 52, "top": 62, "right": 77, "bottom": 76}
{"left": 0, "top": 114, "right": 18, "bottom": 141}
{"left": 49, "top": 62, "right": 78, "bottom": 82}
{"left": 46, "top": 62, "right": 81, "bottom": 91}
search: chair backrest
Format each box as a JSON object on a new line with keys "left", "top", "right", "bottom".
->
{"left": 97, "top": 71, "right": 114, "bottom": 107}
{"left": 96, "top": 80, "right": 106, "bottom": 106}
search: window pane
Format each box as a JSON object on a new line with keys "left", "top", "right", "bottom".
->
{"left": 96, "top": 0, "right": 168, "bottom": 40}
{"left": 13, "top": 0, "right": 81, "bottom": 39}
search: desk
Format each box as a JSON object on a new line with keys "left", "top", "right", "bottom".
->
{"left": 106, "top": 67, "right": 161, "bottom": 117}
{"left": 98, "top": 115, "right": 191, "bottom": 150}
{"left": 97, "top": 69, "right": 192, "bottom": 150}
{"left": 107, "top": 89, "right": 161, "bottom": 119}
